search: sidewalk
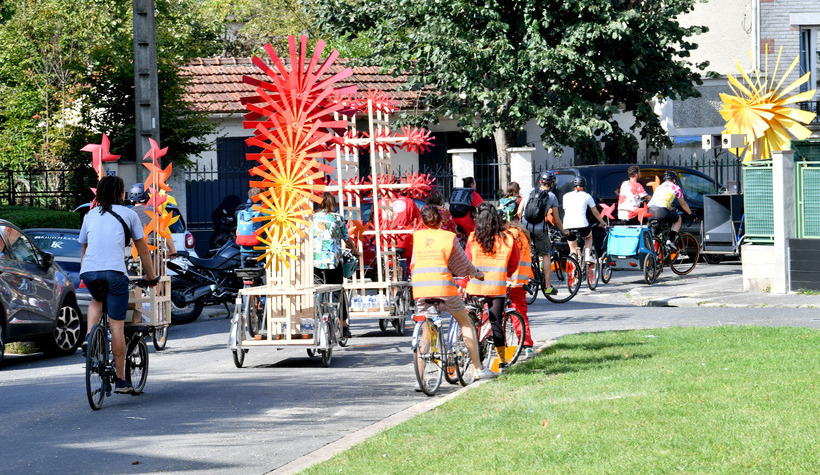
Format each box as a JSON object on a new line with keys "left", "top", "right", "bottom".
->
{"left": 626, "top": 264, "right": 820, "bottom": 309}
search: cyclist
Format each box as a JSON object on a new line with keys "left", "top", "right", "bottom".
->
{"left": 563, "top": 176, "right": 607, "bottom": 264}
{"left": 617, "top": 166, "right": 651, "bottom": 224}
{"left": 465, "top": 204, "right": 520, "bottom": 371}
{"left": 520, "top": 170, "right": 568, "bottom": 295}
{"left": 411, "top": 205, "right": 495, "bottom": 380}
{"left": 80, "top": 176, "right": 158, "bottom": 394}
{"left": 504, "top": 219, "right": 535, "bottom": 358}
{"left": 129, "top": 183, "right": 178, "bottom": 257}
{"left": 451, "top": 177, "right": 484, "bottom": 237}
{"left": 647, "top": 170, "right": 694, "bottom": 249}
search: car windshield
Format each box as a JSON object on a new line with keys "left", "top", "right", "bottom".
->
{"left": 29, "top": 232, "right": 83, "bottom": 257}
{"left": 169, "top": 208, "right": 185, "bottom": 234}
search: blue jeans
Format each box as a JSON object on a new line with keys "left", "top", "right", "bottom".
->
{"left": 80, "top": 271, "right": 130, "bottom": 321}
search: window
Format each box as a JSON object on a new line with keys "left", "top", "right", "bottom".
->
{"left": 799, "top": 28, "right": 819, "bottom": 94}
{"left": 3, "top": 227, "right": 39, "bottom": 265}
{"left": 678, "top": 173, "right": 716, "bottom": 205}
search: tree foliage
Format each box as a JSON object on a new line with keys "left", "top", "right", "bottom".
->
{"left": 0, "top": 0, "right": 221, "bottom": 174}
{"left": 311, "top": 0, "right": 708, "bottom": 163}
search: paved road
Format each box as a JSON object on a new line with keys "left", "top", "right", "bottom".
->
{"left": 1, "top": 261, "right": 818, "bottom": 474}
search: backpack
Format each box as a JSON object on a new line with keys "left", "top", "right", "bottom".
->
{"left": 449, "top": 187, "right": 474, "bottom": 218}
{"left": 498, "top": 197, "right": 518, "bottom": 222}
{"left": 523, "top": 189, "right": 551, "bottom": 224}
{"left": 235, "top": 208, "right": 262, "bottom": 247}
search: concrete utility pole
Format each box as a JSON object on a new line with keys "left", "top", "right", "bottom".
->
{"left": 133, "top": 0, "right": 160, "bottom": 175}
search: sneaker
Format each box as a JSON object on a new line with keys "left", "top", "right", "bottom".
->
{"left": 343, "top": 327, "right": 352, "bottom": 338}
{"left": 665, "top": 239, "right": 677, "bottom": 250}
{"left": 114, "top": 378, "right": 134, "bottom": 394}
{"left": 475, "top": 367, "right": 498, "bottom": 380}
{"left": 498, "top": 362, "right": 509, "bottom": 372}
{"left": 414, "top": 380, "right": 423, "bottom": 392}
{"left": 544, "top": 286, "right": 558, "bottom": 296}
{"left": 81, "top": 335, "right": 89, "bottom": 357}
{"left": 523, "top": 347, "right": 536, "bottom": 359}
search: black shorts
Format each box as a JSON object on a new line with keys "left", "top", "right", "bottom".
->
{"left": 566, "top": 226, "right": 592, "bottom": 242}
{"left": 648, "top": 207, "right": 679, "bottom": 225}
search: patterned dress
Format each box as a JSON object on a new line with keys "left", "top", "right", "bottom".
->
{"left": 312, "top": 211, "right": 348, "bottom": 270}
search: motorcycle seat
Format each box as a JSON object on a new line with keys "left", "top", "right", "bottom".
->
{"left": 187, "top": 254, "right": 238, "bottom": 271}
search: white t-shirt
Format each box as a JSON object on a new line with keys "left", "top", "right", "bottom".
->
{"left": 562, "top": 190, "right": 596, "bottom": 229}
{"left": 79, "top": 204, "right": 144, "bottom": 275}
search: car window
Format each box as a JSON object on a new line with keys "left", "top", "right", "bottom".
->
{"left": 598, "top": 172, "right": 625, "bottom": 202}
{"left": 29, "top": 232, "right": 83, "bottom": 257}
{"left": 3, "top": 227, "right": 40, "bottom": 265}
{"left": 169, "top": 208, "right": 185, "bottom": 234}
{"left": 678, "top": 173, "right": 715, "bottom": 204}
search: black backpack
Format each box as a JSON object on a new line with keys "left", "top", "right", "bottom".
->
{"left": 523, "top": 188, "right": 551, "bottom": 224}
{"left": 449, "top": 187, "right": 474, "bottom": 218}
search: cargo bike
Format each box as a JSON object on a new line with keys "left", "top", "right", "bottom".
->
{"left": 604, "top": 225, "right": 661, "bottom": 285}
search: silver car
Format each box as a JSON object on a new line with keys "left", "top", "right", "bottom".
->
{"left": 0, "top": 220, "right": 83, "bottom": 368}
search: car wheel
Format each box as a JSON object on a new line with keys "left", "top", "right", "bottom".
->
{"left": 45, "top": 303, "right": 83, "bottom": 356}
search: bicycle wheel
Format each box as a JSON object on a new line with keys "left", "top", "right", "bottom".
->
{"left": 85, "top": 325, "right": 107, "bottom": 411}
{"left": 443, "top": 323, "right": 459, "bottom": 385}
{"left": 652, "top": 237, "right": 665, "bottom": 271}
{"left": 413, "top": 320, "right": 443, "bottom": 396}
{"left": 453, "top": 330, "right": 475, "bottom": 387}
{"left": 126, "top": 336, "right": 149, "bottom": 394}
{"left": 525, "top": 262, "right": 540, "bottom": 305}
{"left": 600, "top": 253, "right": 613, "bottom": 284}
{"left": 152, "top": 326, "right": 168, "bottom": 351}
{"left": 643, "top": 253, "right": 659, "bottom": 285}
{"left": 545, "top": 254, "right": 581, "bottom": 303}
{"left": 670, "top": 233, "right": 700, "bottom": 275}
{"left": 586, "top": 251, "right": 600, "bottom": 291}
{"left": 246, "top": 294, "right": 266, "bottom": 338}
{"left": 502, "top": 310, "right": 526, "bottom": 365}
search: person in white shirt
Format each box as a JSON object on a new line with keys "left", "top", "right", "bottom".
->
{"left": 562, "top": 176, "right": 607, "bottom": 264}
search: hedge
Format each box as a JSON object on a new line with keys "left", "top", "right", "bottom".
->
{"left": 0, "top": 206, "right": 83, "bottom": 230}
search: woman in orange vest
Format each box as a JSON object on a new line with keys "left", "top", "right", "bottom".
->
{"left": 411, "top": 205, "right": 498, "bottom": 381}
{"left": 465, "top": 203, "right": 520, "bottom": 370}
{"left": 505, "top": 220, "right": 535, "bottom": 358}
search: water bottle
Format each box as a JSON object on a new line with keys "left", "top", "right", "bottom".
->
{"left": 351, "top": 295, "right": 363, "bottom": 311}
{"left": 431, "top": 315, "right": 442, "bottom": 327}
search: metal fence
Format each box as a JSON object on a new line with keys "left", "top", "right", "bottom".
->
{"left": 185, "top": 164, "right": 251, "bottom": 228}
{"left": 394, "top": 163, "right": 455, "bottom": 202}
{"left": 0, "top": 168, "right": 90, "bottom": 210}
{"left": 798, "top": 100, "right": 820, "bottom": 125}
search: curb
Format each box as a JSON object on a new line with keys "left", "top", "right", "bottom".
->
{"left": 269, "top": 340, "right": 555, "bottom": 474}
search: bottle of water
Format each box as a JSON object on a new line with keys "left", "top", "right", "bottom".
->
{"left": 351, "top": 295, "right": 363, "bottom": 311}
{"left": 432, "top": 315, "right": 442, "bottom": 327}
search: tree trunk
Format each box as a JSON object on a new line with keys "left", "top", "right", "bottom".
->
{"left": 493, "top": 127, "right": 509, "bottom": 195}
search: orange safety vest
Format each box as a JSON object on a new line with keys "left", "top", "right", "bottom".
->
{"left": 466, "top": 232, "right": 514, "bottom": 296}
{"left": 411, "top": 228, "right": 459, "bottom": 298}
{"left": 507, "top": 227, "right": 533, "bottom": 285}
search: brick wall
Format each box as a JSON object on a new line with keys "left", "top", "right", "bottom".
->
{"left": 760, "top": 0, "right": 820, "bottom": 88}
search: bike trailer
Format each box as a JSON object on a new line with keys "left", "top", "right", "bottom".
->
{"left": 606, "top": 225, "right": 655, "bottom": 271}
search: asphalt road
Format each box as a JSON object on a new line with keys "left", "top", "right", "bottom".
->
{"left": 2, "top": 262, "right": 818, "bottom": 474}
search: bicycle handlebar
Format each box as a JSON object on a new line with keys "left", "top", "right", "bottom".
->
{"left": 132, "top": 277, "right": 160, "bottom": 288}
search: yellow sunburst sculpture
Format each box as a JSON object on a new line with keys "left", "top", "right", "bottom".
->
{"left": 719, "top": 47, "right": 817, "bottom": 161}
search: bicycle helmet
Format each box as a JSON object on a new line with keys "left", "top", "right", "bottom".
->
{"left": 538, "top": 170, "right": 556, "bottom": 185}
{"left": 129, "top": 183, "right": 148, "bottom": 203}
{"left": 663, "top": 170, "right": 678, "bottom": 182}
{"left": 573, "top": 176, "right": 587, "bottom": 188}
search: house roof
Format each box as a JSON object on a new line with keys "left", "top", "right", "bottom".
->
{"left": 181, "top": 57, "right": 427, "bottom": 114}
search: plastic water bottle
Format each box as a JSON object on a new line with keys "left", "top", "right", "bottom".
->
{"left": 351, "top": 295, "right": 363, "bottom": 311}
{"left": 432, "top": 315, "right": 442, "bottom": 327}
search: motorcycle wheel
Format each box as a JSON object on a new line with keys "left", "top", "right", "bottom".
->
{"left": 170, "top": 279, "right": 204, "bottom": 324}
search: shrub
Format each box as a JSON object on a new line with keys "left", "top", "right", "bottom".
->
{"left": 0, "top": 205, "right": 82, "bottom": 229}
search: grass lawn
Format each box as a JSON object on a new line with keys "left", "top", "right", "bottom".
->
{"left": 305, "top": 326, "right": 818, "bottom": 474}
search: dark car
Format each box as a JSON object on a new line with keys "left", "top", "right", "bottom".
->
{"left": 551, "top": 164, "right": 724, "bottom": 238}
{"left": 25, "top": 228, "right": 91, "bottom": 317}
{"left": 0, "top": 220, "right": 83, "bottom": 368}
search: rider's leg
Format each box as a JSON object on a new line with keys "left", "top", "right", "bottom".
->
{"left": 542, "top": 254, "right": 552, "bottom": 288}
{"left": 567, "top": 231, "right": 579, "bottom": 259}
{"left": 450, "top": 307, "right": 485, "bottom": 371}
{"left": 671, "top": 214, "right": 682, "bottom": 233}
{"left": 86, "top": 299, "right": 102, "bottom": 335}
{"left": 583, "top": 233, "right": 594, "bottom": 263}
{"left": 486, "top": 296, "right": 508, "bottom": 365}
{"left": 108, "top": 319, "right": 127, "bottom": 379}
{"left": 508, "top": 286, "right": 533, "bottom": 347}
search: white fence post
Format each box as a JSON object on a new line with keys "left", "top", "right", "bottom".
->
{"left": 772, "top": 150, "right": 795, "bottom": 293}
{"left": 508, "top": 147, "right": 536, "bottom": 201}
{"left": 448, "top": 148, "right": 476, "bottom": 191}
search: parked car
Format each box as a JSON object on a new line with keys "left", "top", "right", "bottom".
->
{"left": 74, "top": 203, "right": 198, "bottom": 258}
{"left": 25, "top": 228, "right": 91, "bottom": 317}
{"left": 0, "top": 220, "right": 83, "bottom": 368}
{"left": 551, "top": 164, "right": 724, "bottom": 238}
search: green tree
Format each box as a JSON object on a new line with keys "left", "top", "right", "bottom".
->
{"left": 311, "top": 0, "right": 708, "bottom": 176}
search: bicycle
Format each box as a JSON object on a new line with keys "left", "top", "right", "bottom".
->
{"left": 568, "top": 224, "right": 604, "bottom": 291}
{"left": 411, "top": 299, "right": 446, "bottom": 396}
{"left": 85, "top": 277, "right": 158, "bottom": 410}
{"left": 648, "top": 213, "right": 700, "bottom": 276}
{"left": 231, "top": 266, "right": 266, "bottom": 368}
{"left": 463, "top": 289, "right": 526, "bottom": 375}
{"left": 525, "top": 229, "right": 582, "bottom": 304}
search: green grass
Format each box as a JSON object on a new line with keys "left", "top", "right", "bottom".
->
{"left": 5, "top": 341, "right": 36, "bottom": 354}
{"left": 0, "top": 205, "right": 82, "bottom": 229}
{"left": 797, "top": 288, "right": 820, "bottom": 296}
{"left": 305, "top": 326, "right": 819, "bottom": 474}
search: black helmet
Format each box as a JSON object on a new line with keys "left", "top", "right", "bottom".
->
{"left": 539, "top": 170, "right": 556, "bottom": 185}
{"left": 129, "top": 183, "right": 148, "bottom": 203}
{"left": 573, "top": 176, "right": 586, "bottom": 188}
{"left": 663, "top": 170, "right": 678, "bottom": 182}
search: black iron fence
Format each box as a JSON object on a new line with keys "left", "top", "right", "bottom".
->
{"left": 0, "top": 168, "right": 90, "bottom": 210}
{"left": 798, "top": 100, "right": 820, "bottom": 125}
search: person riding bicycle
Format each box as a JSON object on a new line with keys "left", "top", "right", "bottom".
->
{"left": 647, "top": 171, "right": 694, "bottom": 250}
{"left": 563, "top": 176, "right": 607, "bottom": 265}
{"left": 617, "top": 165, "right": 651, "bottom": 224}
{"left": 503, "top": 219, "right": 535, "bottom": 358}
{"left": 410, "top": 205, "right": 496, "bottom": 380}
{"left": 465, "top": 203, "right": 520, "bottom": 371}
{"left": 129, "top": 183, "right": 178, "bottom": 258}
{"left": 451, "top": 177, "right": 484, "bottom": 237}
{"left": 80, "top": 176, "right": 158, "bottom": 395}
{"left": 520, "top": 170, "right": 569, "bottom": 295}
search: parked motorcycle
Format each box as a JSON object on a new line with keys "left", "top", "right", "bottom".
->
{"left": 167, "top": 240, "right": 242, "bottom": 324}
